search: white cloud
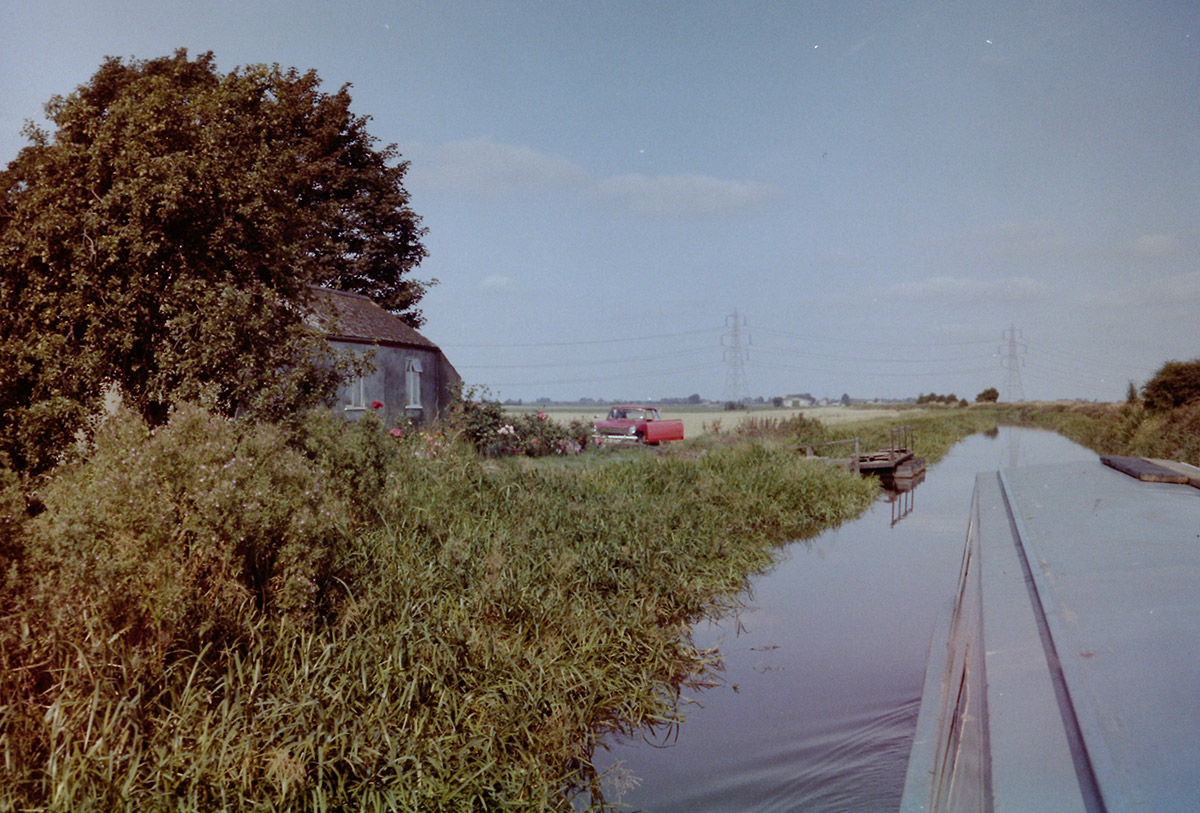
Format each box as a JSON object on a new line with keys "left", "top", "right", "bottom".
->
{"left": 596, "top": 173, "right": 780, "bottom": 215}
{"left": 978, "top": 219, "right": 1070, "bottom": 255}
{"left": 402, "top": 137, "right": 589, "bottom": 196}
{"left": 816, "top": 248, "right": 865, "bottom": 267}
{"left": 478, "top": 274, "right": 518, "bottom": 294}
{"left": 1084, "top": 270, "right": 1200, "bottom": 308}
{"left": 1127, "top": 232, "right": 1180, "bottom": 258}
{"left": 403, "top": 137, "right": 776, "bottom": 216}
{"left": 879, "top": 275, "right": 1051, "bottom": 305}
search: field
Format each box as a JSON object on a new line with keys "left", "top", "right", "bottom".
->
{"left": 507, "top": 403, "right": 925, "bottom": 438}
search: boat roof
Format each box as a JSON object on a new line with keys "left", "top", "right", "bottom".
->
{"left": 903, "top": 456, "right": 1200, "bottom": 811}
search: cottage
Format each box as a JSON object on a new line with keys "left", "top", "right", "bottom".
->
{"left": 309, "top": 287, "right": 460, "bottom": 426}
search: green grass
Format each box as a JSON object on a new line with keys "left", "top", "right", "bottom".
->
{"left": 8, "top": 397, "right": 1193, "bottom": 810}
{"left": 0, "top": 409, "right": 877, "bottom": 811}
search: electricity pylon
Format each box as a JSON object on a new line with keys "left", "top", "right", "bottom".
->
{"left": 1000, "top": 325, "right": 1026, "bottom": 402}
{"left": 722, "top": 310, "right": 750, "bottom": 405}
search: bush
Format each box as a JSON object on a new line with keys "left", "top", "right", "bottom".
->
{"left": 10, "top": 406, "right": 352, "bottom": 677}
{"left": 289, "top": 408, "right": 400, "bottom": 523}
{"left": 0, "top": 467, "right": 27, "bottom": 610}
{"left": 445, "top": 387, "right": 591, "bottom": 457}
{"left": 976, "top": 387, "right": 1000, "bottom": 403}
{"left": 917, "top": 392, "right": 961, "bottom": 405}
{"left": 1141, "top": 358, "right": 1200, "bottom": 412}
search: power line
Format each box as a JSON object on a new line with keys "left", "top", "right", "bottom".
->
{"left": 747, "top": 360, "right": 998, "bottom": 378}
{"left": 754, "top": 326, "right": 995, "bottom": 348}
{"left": 751, "top": 345, "right": 993, "bottom": 366}
{"left": 477, "top": 361, "right": 717, "bottom": 388}
{"left": 446, "top": 315, "right": 1126, "bottom": 400}
{"left": 441, "top": 327, "right": 722, "bottom": 348}
{"left": 454, "top": 345, "right": 713, "bottom": 369}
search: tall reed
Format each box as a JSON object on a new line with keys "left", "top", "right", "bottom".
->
{"left": 1, "top": 408, "right": 877, "bottom": 810}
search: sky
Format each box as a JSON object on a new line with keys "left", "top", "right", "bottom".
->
{"left": 3, "top": 1, "right": 1197, "bottom": 403}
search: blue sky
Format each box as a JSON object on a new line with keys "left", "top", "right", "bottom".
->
{"left": 3, "top": 1, "right": 1197, "bottom": 402}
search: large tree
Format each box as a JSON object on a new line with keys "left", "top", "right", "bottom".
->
{"left": 0, "top": 50, "right": 429, "bottom": 472}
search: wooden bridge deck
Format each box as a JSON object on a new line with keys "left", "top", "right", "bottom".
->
{"left": 800, "top": 426, "right": 925, "bottom": 479}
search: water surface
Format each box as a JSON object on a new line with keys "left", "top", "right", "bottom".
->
{"left": 591, "top": 427, "right": 1096, "bottom": 811}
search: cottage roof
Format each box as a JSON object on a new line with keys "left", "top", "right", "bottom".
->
{"left": 308, "top": 287, "right": 436, "bottom": 349}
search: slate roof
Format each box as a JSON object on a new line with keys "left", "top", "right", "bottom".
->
{"left": 308, "top": 287, "right": 436, "bottom": 349}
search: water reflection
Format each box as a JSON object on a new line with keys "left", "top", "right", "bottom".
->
{"left": 589, "top": 428, "right": 1096, "bottom": 812}
{"left": 881, "top": 479, "right": 920, "bottom": 527}
{"left": 878, "top": 464, "right": 926, "bottom": 526}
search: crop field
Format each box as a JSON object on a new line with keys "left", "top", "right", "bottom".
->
{"left": 506, "top": 403, "right": 924, "bottom": 438}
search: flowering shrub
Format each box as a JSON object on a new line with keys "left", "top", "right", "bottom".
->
{"left": 445, "top": 387, "right": 591, "bottom": 457}
{"left": 388, "top": 425, "right": 450, "bottom": 459}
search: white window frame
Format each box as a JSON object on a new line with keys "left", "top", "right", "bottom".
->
{"left": 405, "top": 358, "right": 423, "bottom": 408}
{"left": 345, "top": 375, "right": 367, "bottom": 411}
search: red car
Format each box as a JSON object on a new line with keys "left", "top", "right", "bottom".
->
{"left": 593, "top": 406, "right": 685, "bottom": 444}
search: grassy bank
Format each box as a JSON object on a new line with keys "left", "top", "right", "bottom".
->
{"left": 735, "top": 399, "right": 1200, "bottom": 468}
{"left": 703, "top": 407, "right": 1003, "bottom": 467}
{"left": 0, "top": 407, "right": 877, "bottom": 811}
{"left": 985, "top": 400, "right": 1200, "bottom": 464}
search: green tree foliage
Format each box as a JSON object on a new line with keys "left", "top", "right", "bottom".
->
{"left": 976, "top": 387, "right": 1000, "bottom": 403}
{"left": 1126, "top": 380, "right": 1140, "bottom": 404}
{"left": 1137, "top": 359, "right": 1200, "bottom": 414}
{"left": 1141, "top": 358, "right": 1200, "bottom": 412}
{"left": 0, "top": 50, "right": 429, "bottom": 472}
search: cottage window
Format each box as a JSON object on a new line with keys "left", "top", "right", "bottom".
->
{"left": 405, "top": 358, "right": 423, "bottom": 408}
{"left": 345, "top": 375, "right": 367, "bottom": 411}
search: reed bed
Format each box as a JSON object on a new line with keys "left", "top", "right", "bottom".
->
{"left": 0, "top": 407, "right": 877, "bottom": 811}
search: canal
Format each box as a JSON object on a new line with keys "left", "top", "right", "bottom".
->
{"left": 589, "top": 427, "right": 1097, "bottom": 811}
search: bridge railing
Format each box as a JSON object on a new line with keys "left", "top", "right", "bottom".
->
{"left": 800, "top": 437, "right": 862, "bottom": 474}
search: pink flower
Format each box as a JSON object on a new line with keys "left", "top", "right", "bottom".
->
{"left": 389, "top": 428, "right": 404, "bottom": 438}
{"left": 371, "top": 400, "right": 384, "bottom": 409}
{"left": 537, "top": 410, "right": 548, "bottom": 420}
